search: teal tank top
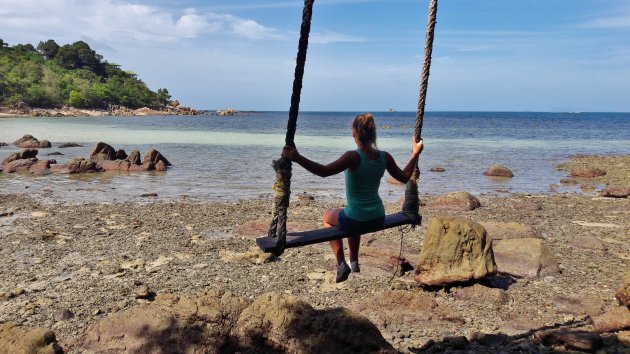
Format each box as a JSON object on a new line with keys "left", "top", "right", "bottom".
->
{"left": 343, "top": 149, "right": 386, "bottom": 221}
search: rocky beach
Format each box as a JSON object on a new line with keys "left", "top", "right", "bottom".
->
{"left": 0, "top": 154, "right": 629, "bottom": 353}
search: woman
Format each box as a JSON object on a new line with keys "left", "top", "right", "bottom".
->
{"left": 282, "top": 113, "right": 424, "bottom": 283}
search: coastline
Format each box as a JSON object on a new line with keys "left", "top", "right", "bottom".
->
{"left": 0, "top": 155, "right": 628, "bottom": 352}
{"left": 0, "top": 104, "right": 202, "bottom": 118}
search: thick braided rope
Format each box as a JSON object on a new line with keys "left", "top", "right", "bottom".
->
{"left": 403, "top": 0, "right": 437, "bottom": 217}
{"left": 268, "top": 0, "right": 315, "bottom": 256}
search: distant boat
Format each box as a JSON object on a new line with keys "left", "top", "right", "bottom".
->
{"left": 388, "top": 108, "right": 397, "bottom": 112}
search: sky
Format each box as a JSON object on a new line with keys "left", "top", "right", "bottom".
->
{"left": 1, "top": 0, "right": 629, "bottom": 112}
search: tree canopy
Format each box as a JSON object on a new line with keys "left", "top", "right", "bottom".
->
{"left": 0, "top": 39, "right": 171, "bottom": 109}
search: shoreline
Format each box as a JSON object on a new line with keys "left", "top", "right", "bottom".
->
{"left": 0, "top": 104, "right": 203, "bottom": 118}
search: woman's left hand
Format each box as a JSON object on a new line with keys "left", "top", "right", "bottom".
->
{"left": 282, "top": 145, "right": 299, "bottom": 161}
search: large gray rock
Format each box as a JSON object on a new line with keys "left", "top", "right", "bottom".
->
{"left": 414, "top": 217, "right": 497, "bottom": 286}
{"left": 0, "top": 323, "right": 63, "bottom": 354}
{"left": 428, "top": 191, "right": 481, "bottom": 211}
{"left": 493, "top": 238, "right": 559, "bottom": 279}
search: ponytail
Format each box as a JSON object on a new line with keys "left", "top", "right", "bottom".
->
{"left": 352, "top": 113, "right": 377, "bottom": 148}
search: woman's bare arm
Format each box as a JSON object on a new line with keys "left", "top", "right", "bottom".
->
{"left": 282, "top": 146, "right": 359, "bottom": 178}
{"left": 385, "top": 138, "right": 424, "bottom": 183}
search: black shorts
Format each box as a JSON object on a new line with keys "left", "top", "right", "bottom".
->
{"left": 337, "top": 210, "right": 385, "bottom": 235}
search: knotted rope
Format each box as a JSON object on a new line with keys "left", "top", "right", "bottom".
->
{"left": 403, "top": 0, "right": 438, "bottom": 219}
{"left": 268, "top": 0, "right": 315, "bottom": 256}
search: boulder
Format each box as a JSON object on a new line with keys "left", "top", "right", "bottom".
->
{"left": 234, "top": 292, "right": 395, "bottom": 353}
{"left": 452, "top": 284, "right": 510, "bottom": 305}
{"left": 78, "top": 291, "right": 394, "bottom": 354}
{"left": 13, "top": 134, "right": 41, "bottom": 148}
{"left": 90, "top": 142, "right": 116, "bottom": 161}
{"left": 484, "top": 164, "right": 514, "bottom": 177}
{"left": 0, "top": 142, "right": 7, "bottom": 147}
{"left": 493, "top": 238, "right": 559, "bottom": 279}
{"left": 357, "top": 236, "right": 420, "bottom": 276}
{"left": 127, "top": 150, "right": 141, "bottom": 165}
{"left": 51, "top": 158, "right": 102, "bottom": 174}
{"left": 480, "top": 221, "right": 540, "bottom": 242}
{"left": 77, "top": 291, "right": 250, "bottom": 353}
{"left": 428, "top": 191, "right": 481, "bottom": 211}
{"left": 3, "top": 158, "right": 39, "bottom": 173}
{"left": 601, "top": 186, "right": 630, "bottom": 198}
{"left": 2, "top": 149, "right": 38, "bottom": 166}
{"left": 97, "top": 160, "right": 131, "bottom": 172}
{"left": 115, "top": 149, "right": 127, "bottom": 160}
{"left": 534, "top": 330, "right": 603, "bottom": 352}
{"left": 38, "top": 140, "right": 51, "bottom": 148}
{"left": 143, "top": 148, "right": 171, "bottom": 167}
{"left": 0, "top": 323, "right": 63, "bottom": 354}
{"left": 617, "top": 269, "right": 630, "bottom": 306}
{"left": 571, "top": 167, "right": 606, "bottom": 178}
{"left": 592, "top": 306, "right": 630, "bottom": 333}
{"left": 29, "top": 160, "right": 52, "bottom": 176}
{"left": 414, "top": 217, "right": 496, "bottom": 286}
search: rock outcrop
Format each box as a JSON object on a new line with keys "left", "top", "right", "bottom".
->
{"left": 144, "top": 148, "right": 171, "bottom": 167}
{"left": 617, "top": 269, "right": 630, "bottom": 306}
{"left": 493, "top": 238, "right": 559, "bottom": 279}
{"left": 428, "top": 191, "right": 481, "bottom": 211}
{"left": 0, "top": 323, "right": 63, "bottom": 354}
{"left": 77, "top": 291, "right": 394, "bottom": 354}
{"left": 90, "top": 142, "right": 116, "bottom": 161}
{"left": 13, "top": 134, "right": 51, "bottom": 148}
{"left": 414, "top": 217, "right": 496, "bottom": 286}
{"left": 483, "top": 164, "right": 514, "bottom": 177}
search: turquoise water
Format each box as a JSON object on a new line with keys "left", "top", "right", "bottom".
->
{"left": 1, "top": 111, "right": 629, "bottom": 203}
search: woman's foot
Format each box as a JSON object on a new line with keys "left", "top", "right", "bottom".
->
{"left": 336, "top": 262, "right": 351, "bottom": 283}
{"left": 350, "top": 261, "right": 360, "bottom": 273}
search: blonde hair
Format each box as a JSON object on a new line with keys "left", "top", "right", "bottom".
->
{"left": 353, "top": 113, "right": 377, "bottom": 148}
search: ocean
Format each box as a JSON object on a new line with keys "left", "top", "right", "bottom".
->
{"left": 1, "top": 111, "right": 629, "bottom": 203}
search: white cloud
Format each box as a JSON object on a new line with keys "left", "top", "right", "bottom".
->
{"left": 581, "top": 15, "right": 630, "bottom": 29}
{"left": 0, "top": 0, "right": 281, "bottom": 44}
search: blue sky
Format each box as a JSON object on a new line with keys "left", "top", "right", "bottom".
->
{"left": 1, "top": 0, "right": 629, "bottom": 111}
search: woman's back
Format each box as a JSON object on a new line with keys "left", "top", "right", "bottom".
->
{"left": 344, "top": 149, "right": 386, "bottom": 221}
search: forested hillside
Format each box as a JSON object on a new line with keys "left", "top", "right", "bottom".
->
{"left": 0, "top": 39, "right": 171, "bottom": 109}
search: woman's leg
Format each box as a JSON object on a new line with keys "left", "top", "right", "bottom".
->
{"left": 348, "top": 235, "right": 361, "bottom": 263}
{"left": 324, "top": 208, "right": 345, "bottom": 265}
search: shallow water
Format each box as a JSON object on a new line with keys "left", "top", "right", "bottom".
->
{"left": 1, "top": 111, "right": 629, "bottom": 203}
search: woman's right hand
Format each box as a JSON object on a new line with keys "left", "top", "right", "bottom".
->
{"left": 412, "top": 137, "right": 424, "bottom": 157}
{"left": 282, "top": 145, "right": 299, "bottom": 161}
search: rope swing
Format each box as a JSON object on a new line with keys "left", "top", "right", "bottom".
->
{"left": 267, "top": 0, "right": 315, "bottom": 256}
{"left": 263, "top": 0, "right": 438, "bottom": 256}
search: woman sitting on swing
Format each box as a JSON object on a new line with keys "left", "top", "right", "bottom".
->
{"left": 282, "top": 113, "right": 424, "bottom": 283}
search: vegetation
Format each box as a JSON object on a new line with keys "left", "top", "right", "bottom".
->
{"left": 0, "top": 39, "right": 171, "bottom": 109}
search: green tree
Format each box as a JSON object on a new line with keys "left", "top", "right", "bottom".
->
{"left": 37, "top": 39, "right": 60, "bottom": 60}
{"left": 156, "top": 88, "right": 171, "bottom": 105}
